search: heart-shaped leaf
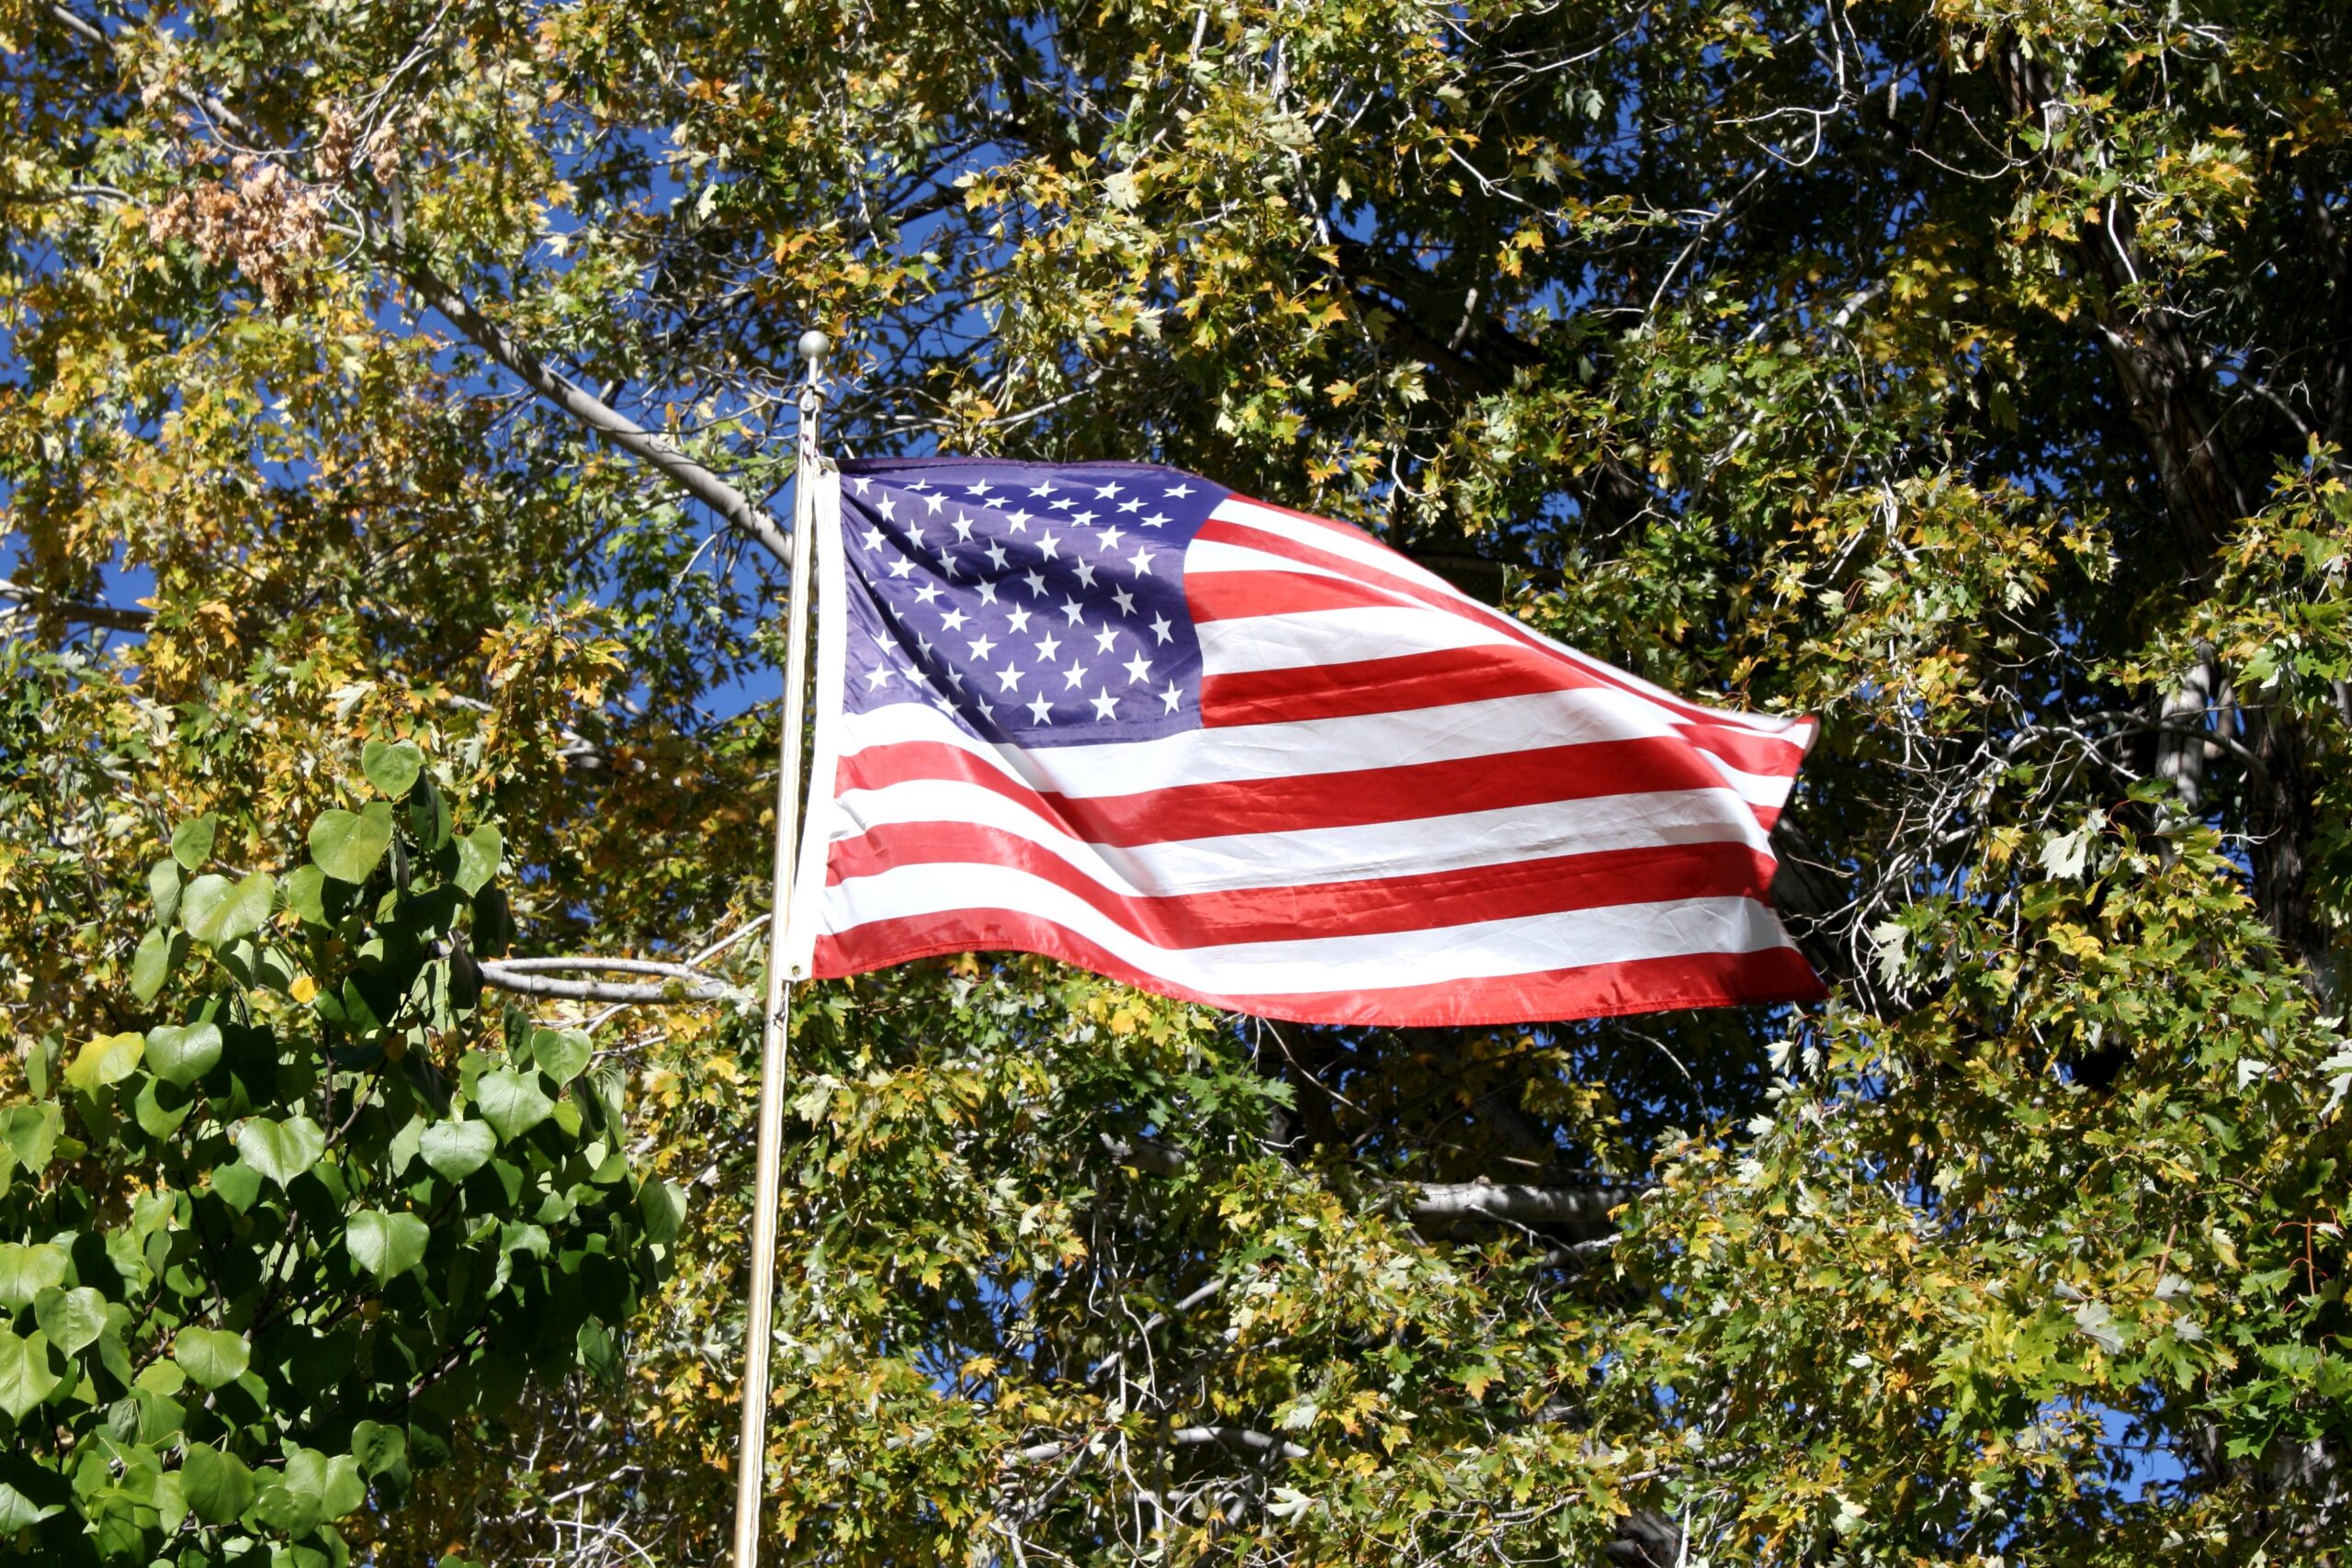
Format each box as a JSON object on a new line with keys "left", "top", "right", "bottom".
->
{"left": 144, "top": 1021, "right": 222, "bottom": 1086}
{"left": 639, "top": 1179, "right": 687, "bottom": 1245}
{"left": 345, "top": 1209, "right": 429, "bottom": 1282}
{"left": 133, "top": 1077, "right": 193, "bottom": 1139}
{"left": 1, "top": 1107, "right": 58, "bottom": 1174}
{"left": 180, "top": 1444, "right": 254, "bottom": 1525}
{"left": 473, "top": 1066, "right": 552, "bottom": 1144}
{"left": 170, "top": 814, "right": 218, "bottom": 872}
{"left": 0, "top": 1330, "right": 57, "bottom": 1418}
{"left": 209, "top": 1160, "right": 262, "bottom": 1214}
{"left": 0, "top": 1244, "right": 68, "bottom": 1312}
{"left": 33, "top": 1286, "right": 107, "bottom": 1356}
{"left": 253, "top": 1475, "right": 322, "bottom": 1537}
{"left": 234, "top": 1115, "right": 325, "bottom": 1188}
{"left": 172, "top": 1325, "right": 250, "bottom": 1390}
{"left": 362, "top": 739, "right": 424, "bottom": 799}
{"left": 310, "top": 803, "right": 395, "bottom": 884}
{"left": 351, "top": 1419, "right": 408, "bottom": 1478}
{"left": 453, "top": 823, "right": 503, "bottom": 896}
{"left": 63, "top": 1032, "right": 143, "bottom": 1094}
{"left": 419, "top": 1120, "right": 495, "bottom": 1181}
{"left": 531, "top": 1028, "right": 593, "bottom": 1085}
{"left": 318, "top": 1450, "right": 367, "bottom": 1517}
{"left": 182, "top": 871, "right": 275, "bottom": 945}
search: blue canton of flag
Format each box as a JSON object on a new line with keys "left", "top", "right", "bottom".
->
{"left": 839, "top": 460, "right": 1229, "bottom": 747}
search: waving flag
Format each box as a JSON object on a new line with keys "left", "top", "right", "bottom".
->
{"left": 782, "top": 459, "right": 1823, "bottom": 1026}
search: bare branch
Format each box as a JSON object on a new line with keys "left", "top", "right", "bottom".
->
{"left": 398, "top": 264, "right": 796, "bottom": 569}
{"left": 0, "top": 577, "right": 153, "bottom": 633}
{"left": 1099, "top": 1134, "right": 1648, "bottom": 1228}
{"left": 1170, "top": 1427, "right": 1308, "bottom": 1462}
{"left": 476, "top": 960, "right": 745, "bottom": 1006}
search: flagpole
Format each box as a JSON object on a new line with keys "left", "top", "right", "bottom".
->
{"left": 731, "top": 328, "right": 829, "bottom": 1568}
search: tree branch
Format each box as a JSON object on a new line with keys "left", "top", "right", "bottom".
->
{"left": 476, "top": 959, "right": 746, "bottom": 1006}
{"left": 0, "top": 577, "right": 153, "bottom": 633}
{"left": 1098, "top": 1134, "right": 1648, "bottom": 1229}
{"left": 395, "top": 264, "right": 795, "bottom": 568}
{"left": 1171, "top": 1427, "right": 1308, "bottom": 1462}
{"left": 1013, "top": 1425, "right": 1308, "bottom": 1466}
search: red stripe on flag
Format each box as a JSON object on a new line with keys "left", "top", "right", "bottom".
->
{"left": 1187, "top": 568, "right": 1410, "bottom": 622}
{"left": 1203, "top": 508, "right": 1814, "bottom": 748}
{"left": 1201, "top": 644, "right": 1602, "bottom": 727}
{"left": 811, "top": 912, "right": 1826, "bottom": 1027}
{"left": 835, "top": 735, "right": 1738, "bottom": 846}
{"left": 824, "top": 823, "right": 1782, "bottom": 947}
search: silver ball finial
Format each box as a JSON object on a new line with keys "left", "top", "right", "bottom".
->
{"left": 797, "top": 330, "right": 831, "bottom": 367}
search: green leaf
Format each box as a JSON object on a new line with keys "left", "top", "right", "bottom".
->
{"left": 320, "top": 1451, "right": 367, "bottom": 1517}
{"left": 1, "top": 1106, "right": 57, "bottom": 1174}
{"left": 148, "top": 858, "right": 182, "bottom": 927}
{"left": 471, "top": 885, "right": 514, "bottom": 955}
{"left": 34, "top": 1286, "right": 107, "bottom": 1356}
{"left": 209, "top": 1160, "right": 262, "bottom": 1214}
{"left": 172, "top": 1326, "right": 251, "bottom": 1390}
{"left": 310, "top": 803, "right": 396, "bottom": 884}
{"left": 474, "top": 1066, "right": 552, "bottom": 1143}
{"left": 170, "top": 814, "right": 218, "bottom": 872}
{"left": 351, "top": 1419, "right": 408, "bottom": 1478}
{"left": 639, "top": 1179, "right": 688, "bottom": 1245}
{"left": 346, "top": 1209, "right": 430, "bottom": 1282}
{"left": 130, "top": 928, "right": 180, "bottom": 1003}
{"left": 145, "top": 1021, "right": 222, "bottom": 1086}
{"left": 532, "top": 1027, "right": 593, "bottom": 1085}
{"left": 286, "top": 863, "right": 330, "bottom": 926}
{"left": 362, "top": 739, "right": 424, "bottom": 799}
{"left": 255, "top": 1447, "right": 362, "bottom": 1534}
{"left": 0, "top": 1480, "right": 61, "bottom": 1531}
{"left": 0, "top": 1330, "right": 58, "bottom": 1419}
{"left": 64, "top": 1032, "right": 143, "bottom": 1093}
{"left": 453, "top": 823, "right": 503, "bottom": 896}
{"left": 419, "top": 1120, "right": 496, "bottom": 1181}
{"left": 180, "top": 1444, "right": 254, "bottom": 1526}
{"left": 182, "top": 871, "right": 275, "bottom": 944}
{"left": 253, "top": 1475, "right": 322, "bottom": 1536}
{"left": 235, "top": 1115, "right": 325, "bottom": 1188}
{"left": 0, "top": 1244, "right": 68, "bottom": 1312}
{"left": 133, "top": 1077, "right": 193, "bottom": 1139}
{"left": 412, "top": 773, "right": 453, "bottom": 851}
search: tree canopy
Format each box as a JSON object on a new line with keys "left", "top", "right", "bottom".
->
{"left": 4, "top": 1, "right": 2351, "bottom": 1563}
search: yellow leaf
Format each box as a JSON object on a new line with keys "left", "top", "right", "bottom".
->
{"left": 66, "top": 1032, "right": 144, "bottom": 1092}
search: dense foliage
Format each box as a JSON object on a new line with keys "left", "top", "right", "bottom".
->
{"left": 0, "top": 692, "right": 678, "bottom": 1562}
{"left": 5, "top": 0, "right": 2351, "bottom": 1563}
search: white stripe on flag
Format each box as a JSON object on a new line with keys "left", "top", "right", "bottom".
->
{"left": 821, "top": 861, "right": 1795, "bottom": 994}
{"left": 1195, "top": 603, "right": 1513, "bottom": 673}
{"left": 837, "top": 694, "right": 1802, "bottom": 815}
{"left": 830, "top": 775, "right": 1772, "bottom": 895}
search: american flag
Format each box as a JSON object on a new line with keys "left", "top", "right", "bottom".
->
{"left": 781, "top": 458, "right": 1824, "bottom": 1026}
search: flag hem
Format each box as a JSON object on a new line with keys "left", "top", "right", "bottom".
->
{"left": 810, "top": 927, "right": 1826, "bottom": 1028}
{"left": 783, "top": 465, "right": 845, "bottom": 982}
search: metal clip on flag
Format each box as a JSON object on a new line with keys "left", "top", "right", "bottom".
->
{"left": 776, "top": 459, "right": 1825, "bottom": 1026}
